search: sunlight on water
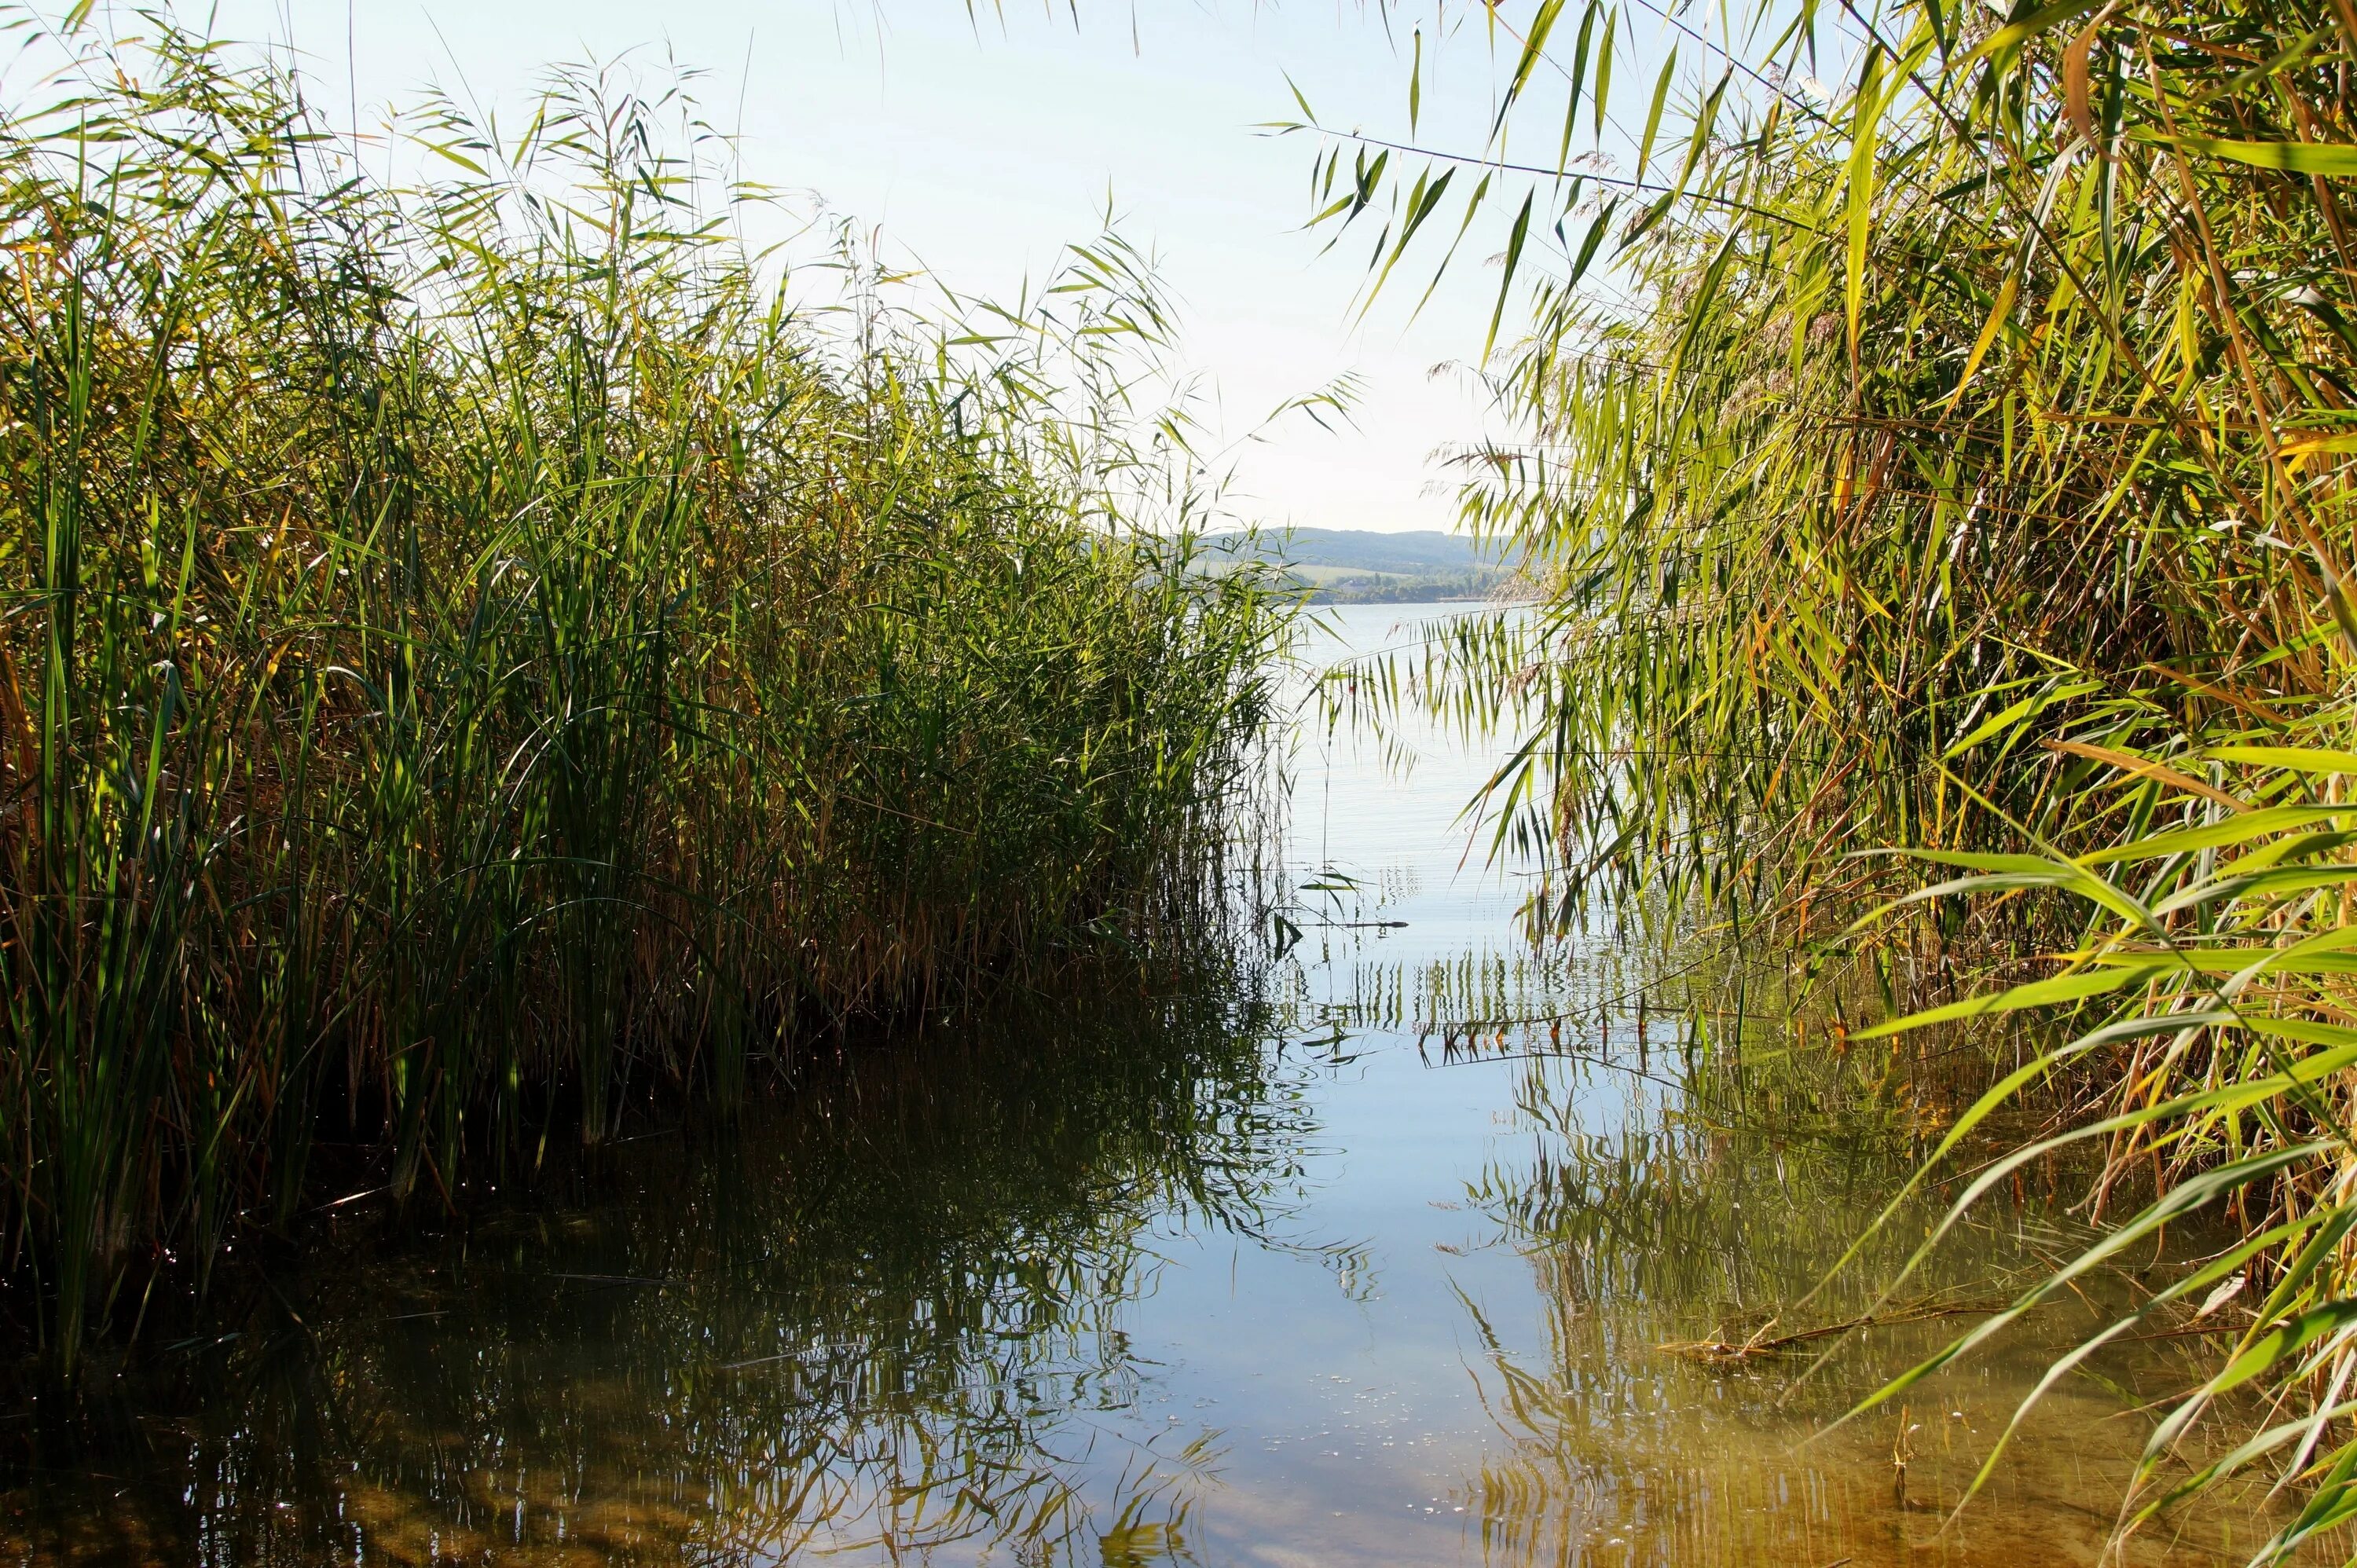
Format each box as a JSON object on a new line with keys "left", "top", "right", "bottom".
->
{"left": 0, "top": 603, "right": 2311, "bottom": 1565}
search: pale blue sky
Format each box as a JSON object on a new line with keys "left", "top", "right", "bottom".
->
{"left": 68, "top": 2, "right": 1695, "bottom": 533}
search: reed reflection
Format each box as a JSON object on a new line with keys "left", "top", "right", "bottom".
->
{"left": 1, "top": 971, "right": 1311, "bottom": 1567}
{"left": 1448, "top": 1028, "right": 2297, "bottom": 1567}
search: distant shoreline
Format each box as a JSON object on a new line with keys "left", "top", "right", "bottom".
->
{"left": 1198, "top": 526, "right": 1517, "bottom": 607}
{"left": 1304, "top": 585, "right": 1496, "bottom": 605}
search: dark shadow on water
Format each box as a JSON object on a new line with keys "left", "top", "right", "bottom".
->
{"left": 0, "top": 963, "right": 1314, "bottom": 1566}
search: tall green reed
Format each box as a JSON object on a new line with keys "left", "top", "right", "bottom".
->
{"left": 1286, "top": 0, "right": 2357, "bottom": 1553}
{"left": 0, "top": 16, "right": 1287, "bottom": 1366}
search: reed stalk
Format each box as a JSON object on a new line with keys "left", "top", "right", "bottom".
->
{"left": 1301, "top": 0, "right": 2357, "bottom": 1552}
{"left": 0, "top": 16, "right": 1286, "bottom": 1366}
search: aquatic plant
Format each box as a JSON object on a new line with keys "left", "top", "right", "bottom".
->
{"left": 0, "top": 14, "right": 1288, "bottom": 1365}
{"left": 1288, "top": 0, "right": 2357, "bottom": 1554}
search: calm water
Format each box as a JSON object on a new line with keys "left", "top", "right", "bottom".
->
{"left": 0, "top": 605, "right": 2294, "bottom": 1565}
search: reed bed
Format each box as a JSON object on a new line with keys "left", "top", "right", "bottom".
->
{"left": 1298, "top": 0, "right": 2357, "bottom": 1554}
{"left": 0, "top": 20, "right": 1285, "bottom": 1366}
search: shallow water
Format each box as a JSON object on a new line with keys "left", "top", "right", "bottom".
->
{"left": 0, "top": 604, "right": 2303, "bottom": 1565}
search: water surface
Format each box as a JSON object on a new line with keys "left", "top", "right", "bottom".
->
{"left": 1, "top": 603, "right": 2289, "bottom": 1566}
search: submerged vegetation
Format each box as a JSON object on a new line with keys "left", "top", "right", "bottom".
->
{"left": 1297, "top": 0, "right": 2357, "bottom": 1555}
{"left": 0, "top": 18, "right": 1286, "bottom": 1363}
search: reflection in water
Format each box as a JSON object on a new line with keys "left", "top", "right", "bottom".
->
{"left": 2, "top": 603, "right": 2335, "bottom": 1565}
{"left": 3, "top": 978, "right": 1310, "bottom": 1565}
{"left": 1457, "top": 1061, "right": 2258, "bottom": 1566}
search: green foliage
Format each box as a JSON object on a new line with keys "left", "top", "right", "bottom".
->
{"left": 0, "top": 16, "right": 1286, "bottom": 1365}
{"left": 1301, "top": 0, "right": 2357, "bottom": 1554}
{"left": 1851, "top": 756, "right": 2357, "bottom": 1562}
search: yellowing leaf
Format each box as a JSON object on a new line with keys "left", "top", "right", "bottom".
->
{"left": 2138, "top": 132, "right": 2357, "bottom": 178}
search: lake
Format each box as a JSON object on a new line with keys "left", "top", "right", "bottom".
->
{"left": 0, "top": 603, "right": 2286, "bottom": 1565}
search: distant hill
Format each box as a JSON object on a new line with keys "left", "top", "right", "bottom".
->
{"left": 1200, "top": 528, "right": 1516, "bottom": 604}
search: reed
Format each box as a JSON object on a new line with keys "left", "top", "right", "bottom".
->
{"left": 0, "top": 17, "right": 1287, "bottom": 1366}
{"left": 1297, "top": 0, "right": 2357, "bottom": 1552}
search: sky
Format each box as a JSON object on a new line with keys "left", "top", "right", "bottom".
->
{"left": 78, "top": 1, "right": 1577, "bottom": 537}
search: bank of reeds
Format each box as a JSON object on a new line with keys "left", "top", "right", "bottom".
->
{"left": 0, "top": 21, "right": 1285, "bottom": 1365}
{"left": 1299, "top": 0, "right": 2357, "bottom": 1553}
